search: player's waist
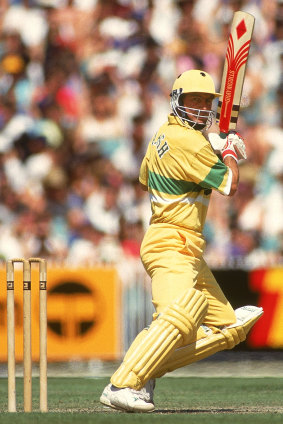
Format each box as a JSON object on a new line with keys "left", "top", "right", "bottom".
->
{"left": 149, "top": 190, "right": 210, "bottom": 207}
{"left": 149, "top": 222, "right": 204, "bottom": 239}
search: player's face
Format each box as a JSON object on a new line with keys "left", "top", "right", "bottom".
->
{"left": 182, "top": 93, "right": 214, "bottom": 126}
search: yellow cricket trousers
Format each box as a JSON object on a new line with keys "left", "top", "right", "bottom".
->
{"left": 140, "top": 223, "right": 236, "bottom": 329}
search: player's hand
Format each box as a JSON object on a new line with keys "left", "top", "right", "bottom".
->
{"left": 221, "top": 131, "right": 247, "bottom": 162}
{"left": 208, "top": 132, "right": 247, "bottom": 161}
{"left": 207, "top": 132, "right": 226, "bottom": 152}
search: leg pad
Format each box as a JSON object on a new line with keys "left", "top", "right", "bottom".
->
{"left": 153, "top": 305, "right": 263, "bottom": 378}
{"left": 111, "top": 288, "right": 208, "bottom": 389}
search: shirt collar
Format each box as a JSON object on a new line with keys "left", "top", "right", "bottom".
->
{"left": 168, "top": 114, "right": 205, "bottom": 132}
{"left": 168, "top": 113, "right": 193, "bottom": 129}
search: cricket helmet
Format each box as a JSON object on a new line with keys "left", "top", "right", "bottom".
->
{"left": 170, "top": 70, "right": 220, "bottom": 130}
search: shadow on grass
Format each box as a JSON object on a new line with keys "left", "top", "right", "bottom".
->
{"left": 154, "top": 408, "right": 236, "bottom": 414}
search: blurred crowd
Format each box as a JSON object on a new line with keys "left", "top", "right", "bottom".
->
{"left": 0, "top": 0, "right": 282, "bottom": 271}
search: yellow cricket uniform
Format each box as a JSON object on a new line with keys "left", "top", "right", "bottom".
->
{"left": 139, "top": 115, "right": 236, "bottom": 328}
{"left": 109, "top": 115, "right": 259, "bottom": 391}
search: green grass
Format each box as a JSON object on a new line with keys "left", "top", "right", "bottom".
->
{"left": 0, "top": 377, "right": 282, "bottom": 423}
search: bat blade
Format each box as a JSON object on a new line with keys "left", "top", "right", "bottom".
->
{"left": 216, "top": 11, "right": 255, "bottom": 135}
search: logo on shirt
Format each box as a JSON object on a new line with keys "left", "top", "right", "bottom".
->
{"left": 152, "top": 133, "right": 170, "bottom": 158}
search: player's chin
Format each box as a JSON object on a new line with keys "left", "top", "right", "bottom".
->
{"left": 196, "top": 119, "right": 207, "bottom": 128}
{"left": 189, "top": 118, "right": 204, "bottom": 127}
{"left": 187, "top": 116, "right": 207, "bottom": 129}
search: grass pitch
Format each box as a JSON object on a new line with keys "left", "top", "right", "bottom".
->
{"left": 0, "top": 377, "right": 282, "bottom": 423}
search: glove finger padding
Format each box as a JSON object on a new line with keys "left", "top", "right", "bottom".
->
{"left": 227, "top": 132, "right": 247, "bottom": 160}
{"left": 208, "top": 131, "right": 247, "bottom": 162}
{"left": 207, "top": 132, "right": 226, "bottom": 152}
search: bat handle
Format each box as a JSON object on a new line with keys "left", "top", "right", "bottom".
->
{"left": 220, "top": 130, "right": 238, "bottom": 139}
{"left": 219, "top": 132, "right": 228, "bottom": 140}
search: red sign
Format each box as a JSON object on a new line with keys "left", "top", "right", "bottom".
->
{"left": 249, "top": 268, "right": 283, "bottom": 348}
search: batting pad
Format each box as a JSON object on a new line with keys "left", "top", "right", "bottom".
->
{"left": 111, "top": 288, "right": 208, "bottom": 390}
{"left": 153, "top": 305, "right": 263, "bottom": 378}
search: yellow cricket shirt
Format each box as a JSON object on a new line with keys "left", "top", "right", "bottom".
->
{"left": 139, "top": 115, "right": 232, "bottom": 234}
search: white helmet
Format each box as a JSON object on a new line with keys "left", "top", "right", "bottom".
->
{"left": 170, "top": 70, "right": 220, "bottom": 130}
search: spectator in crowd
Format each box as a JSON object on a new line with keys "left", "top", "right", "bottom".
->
{"left": 0, "top": 0, "right": 282, "bottom": 269}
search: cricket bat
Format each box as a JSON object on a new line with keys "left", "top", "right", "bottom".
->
{"left": 216, "top": 11, "right": 255, "bottom": 137}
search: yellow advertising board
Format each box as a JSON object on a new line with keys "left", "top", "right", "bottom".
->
{"left": 0, "top": 265, "right": 122, "bottom": 362}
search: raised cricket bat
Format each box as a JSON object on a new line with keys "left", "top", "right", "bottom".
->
{"left": 216, "top": 11, "right": 255, "bottom": 136}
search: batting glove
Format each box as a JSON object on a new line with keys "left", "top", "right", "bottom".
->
{"left": 208, "top": 132, "right": 226, "bottom": 153}
{"left": 221, "top": 131, "right": 247, "bottom": 162}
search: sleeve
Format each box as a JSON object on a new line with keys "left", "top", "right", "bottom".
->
{"left": 139, "top": 145, "right": 150, "bottom": 187}
{"left": 190, "top": 144, "right": 232, "bottom": 195}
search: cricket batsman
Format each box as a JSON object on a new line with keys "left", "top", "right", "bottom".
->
{"left": 100, "top": 70, "right": 263, "bottom": 412}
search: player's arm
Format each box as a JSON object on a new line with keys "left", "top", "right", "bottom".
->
{"left": 220, "top": 131, "right": 246, "bottom": 196}
{"left": 208, "top": 131, "right": 246, "bottom": 196}
{"left": 139, "top": 148, "right": 150, "bottom": 191}
{"left": 223, "top": 156, "right": 239, "bottom": 196}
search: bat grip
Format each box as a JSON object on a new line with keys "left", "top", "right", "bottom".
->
{"left": 219, "top": 132, "right": 228, "bottom": 140}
